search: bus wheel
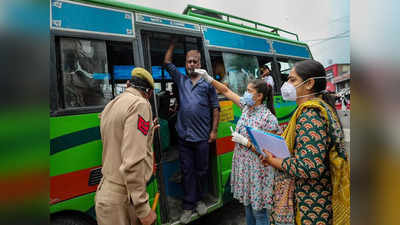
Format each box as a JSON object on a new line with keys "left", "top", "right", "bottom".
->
{"left": 51, "top": 214, "right": 95, "bottom": 225}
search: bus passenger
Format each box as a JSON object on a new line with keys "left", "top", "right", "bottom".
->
{"left": 95, "top": 68, "right": 158, "bottom": 225}
{"left": 197, "top": 69, "right": 282, "bottom": 225}
{"left": 260, "top": 64, "right": 275, "bottom": 88}
{"left": 260, "top": 59, "right": 350, "bottom": 225}
{"left": 163, "top": 38, "right": 220, "bottom": 224}
{"left": 213, "top": 61, "right": 229, "bottom": 93}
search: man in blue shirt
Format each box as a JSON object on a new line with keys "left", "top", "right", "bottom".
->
{"left": 164, "top": 38, "right": 220, "bottom": 224}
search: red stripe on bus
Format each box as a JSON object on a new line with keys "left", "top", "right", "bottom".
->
{"left": 50, "top": 166, "right": 101, "bottom": 205}
{"left": 216, "top": 136, "right": 235, "bottom": 155}
{"left": 0, "top": 169, "right": 47, "bottom": 203}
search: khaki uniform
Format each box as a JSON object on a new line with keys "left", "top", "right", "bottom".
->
{"left": 95, "top": 87, "right": 154, "bottom": 225}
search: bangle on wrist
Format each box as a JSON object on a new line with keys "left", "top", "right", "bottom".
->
{"left": 247, "top": 142, "right": 251, "bottom": 149}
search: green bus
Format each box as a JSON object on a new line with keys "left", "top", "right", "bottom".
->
{"left": 50, "top": 1, "right": 312, "bottom": 224}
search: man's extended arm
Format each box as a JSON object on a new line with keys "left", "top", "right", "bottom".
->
{"left": 163, "top": 39, "right": 176, "bottom": 64}
{"left": 164, "top": 38, "right": 183, "bottom": 84}
{"left": 195, "top": 69, "right": 241, "bottom": 106}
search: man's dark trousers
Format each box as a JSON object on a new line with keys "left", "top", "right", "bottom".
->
{"left": 178, "top": 138, "right": 209, "bottom": 210}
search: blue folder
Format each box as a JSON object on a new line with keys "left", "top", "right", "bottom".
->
{"left": 245, "top": 126, "right": 290, "bottom": 158}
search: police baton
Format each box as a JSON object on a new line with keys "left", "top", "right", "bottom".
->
{"left": 151, "top": 192, "right": 160, "bottom": 211}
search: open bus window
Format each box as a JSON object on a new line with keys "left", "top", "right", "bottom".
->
{"left": 221, "top": 52, "right": 259, "bottom": 96}
{"left": 213, "top": 61, "right": 225, "bottom": 82}
{"left": 142, "top": 31, "right": 204, "bottom": 115}
{"left": 107, "top": 41, "right": 134, "bottom": 96}
{"left": 59, "top": 38, "right": 112, "bottom": 108}
{"left": 210, "top": 52, "right": 227, "bottom": 98}
{"left": 275, "top": 58, "right": 302, "bottom": 88}
{"left": 256, "top": 56, "right": 275, "bottom": 90}
{"left": 113, "top": 65, "right": 133, "bottom": 95}
{"left": 145, "top": 32, "right": 184, "bottom": 96}
{"left": 210, "top": 52, "right": 225, "bottom": 81}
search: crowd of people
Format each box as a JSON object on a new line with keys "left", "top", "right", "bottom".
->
{"left": 94, "top": 37, "right": 350, "bottom": 225}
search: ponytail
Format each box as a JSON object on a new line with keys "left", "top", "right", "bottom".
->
{"left": 321, "top": 91, "right": 335, "bottom": 111}
{"left": 321, "top": 91, "right": 343, "bottom": 128}
{"left": 265, "top": 85, "right": 276, "bottom": 116}
{"left": 249, "top": 79, "right": 276, "bottom": 116}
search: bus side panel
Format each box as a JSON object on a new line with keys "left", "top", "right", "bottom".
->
{"left": 50, "top": 113, "right": 103, "bottom": 209}
{"left": 273, "top": 96, "right": 297, "bottom": 129}
{"left": 217, "top": 152, "right": 234, "bottom": 202}
{"left": 214, "top": 101, "right": 241, "bottom": 203}
{"left": 50, "top": 113, "right": 160, "bottom": 224}
{"left": 50, "top": 192, "right": 96, "bottom": 215}
{"left": 50, "top": 179, "right": 159, "bottom": 222}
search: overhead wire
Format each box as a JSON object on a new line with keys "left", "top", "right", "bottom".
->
{"left": 303, "top": 30, "right": 350, "bottom": 46}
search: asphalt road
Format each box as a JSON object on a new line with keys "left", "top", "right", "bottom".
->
{"left": 189, "top": 200, "right": 246, "bottom": 225}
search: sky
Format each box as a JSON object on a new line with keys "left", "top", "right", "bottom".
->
{"left": 120, "top": 0, "right": 350, "bottom": 67}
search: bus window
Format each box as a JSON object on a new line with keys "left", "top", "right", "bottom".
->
{"left": 59, "top": 38, "right": 112, "bottom": 108}
{"left": 274, "top": 57, "right": 303, "bottom": 88}
{"left": 107, "top": 41, "right": 134, "bottom": 96}
{"left": 213, "top": 60, "right": 226, "bottom": 82}
{"left": 209, "top": 51, "right": 226, "bottom": 97}
{"left": 210, "top": 51, "right": 265, "bottom": 97}
{"left": 142, "top": 31, "right": 204, "bottom": 114}
{"left": 221, "top": 52, "right": 259, "bottom": 96}
{"left": 256, "top": 56, "right": 275, "bottom": 90}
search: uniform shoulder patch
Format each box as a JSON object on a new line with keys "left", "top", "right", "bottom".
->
{"left": 137, "top": 115, "right": 150, "bottom": 136}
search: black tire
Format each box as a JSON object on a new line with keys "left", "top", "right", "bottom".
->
{"left": 51, "top": 214, "right": 96, "bottom": 225}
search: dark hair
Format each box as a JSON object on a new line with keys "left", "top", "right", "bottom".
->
{"left": 294, "top": 59, "right": 339, "bottom": 116}
{"left": 131, "top": 76, "right": 152, "bottom": 92}
{"left": 260, "top": 64, "right": 270, "bottom": 71}
{"left": 249, "top": 79, "right": 276, "bottom": 115}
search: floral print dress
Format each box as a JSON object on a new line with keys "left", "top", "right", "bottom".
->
{"left": 281, "top": 106, "right": 343, "bottom": 225}
{"left": 231, "top": 100, "right": 281, "bottom": 211}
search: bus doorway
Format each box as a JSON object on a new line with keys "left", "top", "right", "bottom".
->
{"left": 140, "top": 30, "right": 219, "bottom": 223}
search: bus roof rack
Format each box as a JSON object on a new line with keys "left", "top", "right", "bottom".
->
{"left": 183, "top": 4, "right": 299, "bottom": 41}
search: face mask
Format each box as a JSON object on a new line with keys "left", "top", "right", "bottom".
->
{"left": 240, "top": 91, "right": 255, "bottom": 106}
{"left": 281, "top": 77, "right": 326, "bottom": 101}
{"left": 281, "top": 82, "right": 298, "bottom": 101}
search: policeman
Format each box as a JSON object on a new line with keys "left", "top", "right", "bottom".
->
{"left": 95, "top": 67, "right": 158, "bottom": 225}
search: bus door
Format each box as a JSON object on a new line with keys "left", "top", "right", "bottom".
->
{"left": 136, "top": 15, "right": 219, "bottom": 224}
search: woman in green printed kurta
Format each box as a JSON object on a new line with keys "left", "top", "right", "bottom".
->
{"left": 260, "top": 60, "right": 349, "bottom": 225}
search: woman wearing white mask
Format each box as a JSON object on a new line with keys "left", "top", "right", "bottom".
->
{"left": 196, "top": 69, "right": 281, "bottom": 225}
{"left": 260, "top": 60, "right": 350, "bottom": 225}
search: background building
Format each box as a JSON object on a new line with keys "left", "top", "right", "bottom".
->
{"left": 325, "top": 63, "right": 350, "bottom": 110}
